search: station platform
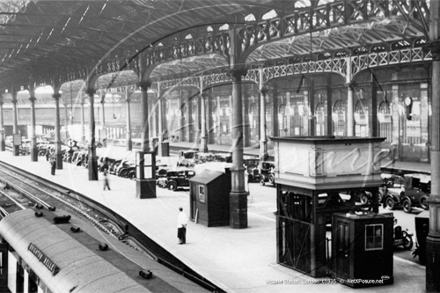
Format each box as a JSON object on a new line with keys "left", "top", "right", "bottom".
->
{"left": 0, "top": 150, "right": 427, "bottom": 293}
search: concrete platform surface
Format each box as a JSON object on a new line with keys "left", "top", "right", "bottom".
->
{"left": 0, "top": 150, "right": 427, "bottom": 293}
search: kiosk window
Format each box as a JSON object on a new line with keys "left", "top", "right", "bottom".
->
{"left": 365, "top": 224, "right": 383, "bottom": 250}
{"left": 198, "top": 186, "right": 205, "bottom": 203}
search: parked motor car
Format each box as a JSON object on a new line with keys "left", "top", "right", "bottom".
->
{"left": 244, "top": 158, "right": 260, "bottom": 182}
{"left": 259, "top": 161, "right": 276, "bottom": 186}
{"left": 381, "top": 173, "right": 430, "bottom": 213}
{"left": 156, "top": 168, "right": 196, "bottom": 191}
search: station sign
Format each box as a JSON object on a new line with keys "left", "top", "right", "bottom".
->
{"left": 28, "top": 243, "right": 60, "bottom": 276}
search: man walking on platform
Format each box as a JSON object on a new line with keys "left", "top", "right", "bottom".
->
{"left": 103, "top": 170, "right": 110, "bottom": 190}
{"left": 177, "top": 207, "right": 188, "bottom": 244}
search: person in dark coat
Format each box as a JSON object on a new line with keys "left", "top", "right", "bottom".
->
{"left": 50, "top": 157, "right": 56, "bottom": 175}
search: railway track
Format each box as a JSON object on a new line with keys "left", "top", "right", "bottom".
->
{"left": 0, "top": 160, "right": 223, "bottom": 292}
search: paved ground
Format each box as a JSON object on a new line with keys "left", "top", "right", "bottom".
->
{"left": 0, "top": 150, "right": 428, "bottom": 293}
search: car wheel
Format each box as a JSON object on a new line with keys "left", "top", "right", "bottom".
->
{"left": 167, "top": 181, "right": 178, "bottom": 191}
{"left": 402, "top": 198, "right": 412, "bottom": 213}
{"left": 359, "top": 192, "right": 370, "bottom": 205}
{"left": 260, "top": 177, "right": 266, "bottom": 186}
{"left": 268, "top": 174, "right": 275, "bottom": 185}
{"left": 402, "top": 231, "right": 414, "bottom": 250}
{"left": 378, "top": 190, "right": 385, "bottom": 203}
{"left": 385, "top": 197, "right": 396, "bottom": 210}
{"left": 128, "top": 172, "right": 136, "bottom": 179}
{"left": 420, "top": 196, "right": 429, "bottom": 210}
{"left": 120, "top": 169, "right": 128, "bottom": 177}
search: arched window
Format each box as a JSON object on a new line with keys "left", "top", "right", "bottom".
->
{"left": 278, "top": 104, "right": 287, "bottom": 137}
{"left": 378, "top": 97, "right": 391, "bottom": 142}
{"left": 333, "top": 99, "right": 346, "bottom": 136}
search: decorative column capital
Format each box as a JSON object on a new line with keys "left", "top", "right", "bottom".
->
{"left": 345, "top": 82, "right": 354, "bottom": 91}
{"left": 229, "top": 68, "right": 248, "bottom": 82}
{"left": 139, "top": 80, "right": 152, "bottom": 91}
{"left": 428, "top": 40, "right": 440, "bottom": 61}
{"left": 85, "top": 88, "right": 96, "bottom": 96}
{"left": 259, "top": 87, "right": 269, "bottom": 95}
{"left": 52, "top": 93, "right": 61, "bottom": 100}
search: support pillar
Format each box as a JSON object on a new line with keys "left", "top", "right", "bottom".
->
{"left": 199, "top": 77, "right": 208, "bottom": 153}
{"left": 258, "top": 67, "right": 268, "bottom": 161}
{"left": 11, "top": 90, "right": 19, "bottom": 156}
{"left": 53, "top": 93, "right": 63, "bottom": 169}
{"left": 427, "top": 1, "right": 440, "bottom": 291}
{"left": 86, "top": 88, "right": 98, "bottom": 181}
{"left": 157, "top": 82, "right": 169, "bottom": 157}
{"left": 230, "top": 68, "right": 248, "bottom": 229}
{"left": 346, "top": 58, "right": 355, "bottom": 136}
{"left": 308, "top": 79, "right": 315, "bottom": 136}
{"left": 0, "top": 97, "right": 4, "bottom": 151}
{"left": 100, "top": 91, "right": 107, "bottom": 147}
{"left": 29, "top": 92, "right": 38, "bottom": 161}
{"left": 80, "top": 93, "right": 85, "bottom": 143}
{"left": 125, "top": 88, "right": 132, "bottom": 151}
{"left": 139, "top": 80, "right": 151, "bottom": 152}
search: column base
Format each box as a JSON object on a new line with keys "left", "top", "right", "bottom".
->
{"left": 56, "top": 153, "right": 63, "bottom": 169}
{"left": 426, "top": 234, "right": 440, "bottom": 292}
{"left": 230, "top": 191, "right": 248, "bottom": 228}
{"left": 136, "top": 179, "right": 157, "bottom": 199}
{"left": 13, "top": 146, "right": 20, "bottom": 156}
{"left": 158, "top": 142, "right": 169, "bottom": 157}
{"left": 88, "top": 158, "right": 98, "bottom": 181}
{"left": 31, "top": 147, "right": 38, "bottom": 162}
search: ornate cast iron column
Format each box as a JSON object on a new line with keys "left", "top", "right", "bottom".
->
{"left": 28, "top": 84, "right": 38, "bottom": 162}
{"left": 259, "top": 83, "right": 268, "bottom": 162}
{"left": 427, "top": 0, "right": 440, "bottom": 291}
{"left": 199, "top": 76, "right": 208, "bottom": 153}
{"left": 346, "top": 58, "right": 355, "bottom": 136}
{"left": 100, "top": 90, "right": 107, "bottom": 147}
{"left": 125, "top": 87, "right": 132, "bottom": 151}
{"left": 53, "top": 92, "right": 63, "bottom": 169}
{"left": 11, "top": 88, "right": 19, "bottom": 156}
{"left": 80, "top": 92, "right": 86, "bottom": 142}
{"left": 230, "top": 68, "right": 248, "bottom": 229}
{"left": 139, "top": 80, "right": 151, "bottom": 152}
{"left": 157, "top": 82, "right": 170, "bottom": 157}
{"left": 0, "top": 96, "right": 4, "bottom": 151}
{"left": 86, "top": 88, "right": 98, "bottom": 181}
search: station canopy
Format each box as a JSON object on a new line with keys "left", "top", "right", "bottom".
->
{"left": 0, "top": 0, "right": 429, "bottom": 93}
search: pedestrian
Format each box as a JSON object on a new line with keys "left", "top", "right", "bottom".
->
{"left": 103, "top": 170, "right": 110, "bottom": 190}
{"left": 45, "top": 150, "right": 50, "bottom": 161}
{"left": 177, "top": 207, "right": 188, "bottom": 244}
{"left": 50, "top": 157, "right": 56, "bottom": 175}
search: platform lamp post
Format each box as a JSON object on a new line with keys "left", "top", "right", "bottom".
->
{"left": 0, "top": 94, "right": 5, "bottom": 152}
{"left": 427, "top": 0, "right": 440, "bottom": 291}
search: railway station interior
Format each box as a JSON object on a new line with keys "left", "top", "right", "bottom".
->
{"left": 0, "top": 0, "right": 439, "bottom": 292}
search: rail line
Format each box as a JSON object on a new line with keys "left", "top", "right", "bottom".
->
{"left": 0, "top": 160, "right": 224, "bottom": 293}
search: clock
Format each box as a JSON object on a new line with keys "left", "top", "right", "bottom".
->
{"left": 404, "top": 96, "right": 412, "bottom": 106}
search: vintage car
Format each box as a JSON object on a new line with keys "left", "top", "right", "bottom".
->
{"left": 381, "top": 173, "right": 430, "bottom": 213}
{"left": 243, "top": 158, "right": 261, "bottom": 182}
{"left": 259, "top": 161, "right": 276, "bottom": 186}
{"left": 156, "top": 168, "right": 196, "bottom": 191}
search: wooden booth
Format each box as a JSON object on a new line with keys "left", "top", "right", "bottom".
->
{"left": 271, "top": 136, "right": 388, "bottom": 279}
{"left": 332, "top": 212, "right": 394, "bottom": 287}
{"left": 189, "top": 170, "right": 231, "bottom": 227}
